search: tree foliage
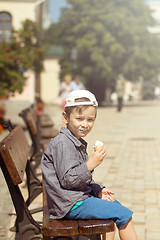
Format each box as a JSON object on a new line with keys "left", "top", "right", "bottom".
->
{"left": 0, "top": 19, "right": 45, "bottom": 97}
{"left": 0, "top": 39, "right": 26, "bottom": 96}
{"left": 44, "top": 0, "right": 160, "bottom": 101}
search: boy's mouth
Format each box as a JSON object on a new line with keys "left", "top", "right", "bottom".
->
{"left": 79, "top": 128, "right": 89, "bottom": 132}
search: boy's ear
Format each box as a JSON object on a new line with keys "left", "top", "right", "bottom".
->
{"left": 62, "top": 111, "right": 68, "bottom": 125}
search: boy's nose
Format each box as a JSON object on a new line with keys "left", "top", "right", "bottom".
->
{"left": 82, "top": 120, "right": 88, "bottom": 127}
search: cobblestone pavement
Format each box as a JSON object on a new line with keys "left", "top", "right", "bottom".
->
{"left": 1, "top": 100, "right": 160, "bottom": 239}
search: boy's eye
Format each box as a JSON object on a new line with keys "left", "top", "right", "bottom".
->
{"left": 76, "top": 117, "right": 83, "bottom": 121}
{"left": 88, "top": 119, "right": 94, "bottom": 122}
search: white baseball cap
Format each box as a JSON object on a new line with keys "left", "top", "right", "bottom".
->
{"left": 65, "top": 90, "right": 98, "bottom": 107}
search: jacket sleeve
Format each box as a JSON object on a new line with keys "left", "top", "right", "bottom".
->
{"left": 89, "top": 179, "right": 105, "bottom": 197}
{"left": 53, "top": 141, "right": 92, "bottom": 190}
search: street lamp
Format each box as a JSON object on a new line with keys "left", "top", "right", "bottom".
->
{"left": 33, "top": 0, "right": 46, "bottom": 98}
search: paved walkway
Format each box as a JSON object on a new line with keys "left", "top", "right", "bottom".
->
{"left": 0, "top": 100, "right": 160, "bottom": 239}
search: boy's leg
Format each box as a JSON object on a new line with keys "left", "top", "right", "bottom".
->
{"left": 118, "top": 217, "right": 138, "bottom": 240}
{"left": 65, "top": 197, "right": 135, "bottom": 239}
{"left": 102, "top": 228, "right": 116, "bottom": 240}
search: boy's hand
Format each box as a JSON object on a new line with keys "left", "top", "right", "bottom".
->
{"left": 87, "top": 146, "right": 106, "bottom": 171}
{"left": 98, "top": 188, "right": 115, "bottom": 202}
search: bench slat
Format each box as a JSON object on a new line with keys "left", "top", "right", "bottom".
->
{"left": 43, "top": 217, "right": 79, "bottom": 237}
{"left": 0, "top": 125, "right": 30, "bottom": 185}
{"left": 40, "top": 128, "right": 59, "bottom": 139}
{"left": 78, "top": 219, "right": 115, "bottom": 235}
{"left": 40, "top": 119, "right": 54, "bottom": 128}
{"left": 26, "top": 111, "right": 37, "bottom": 135}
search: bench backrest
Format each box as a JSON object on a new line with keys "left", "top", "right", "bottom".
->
{"left": 19, "top": 105, "right": 44, "bottom": 159}
{"left": 26, "top": 110, "right": 37, "bottom": 136}
{"left": 0, "top": 125, "right": 30, "bottom": 185}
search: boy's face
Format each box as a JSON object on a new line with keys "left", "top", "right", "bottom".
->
{"left": 65, "top": 106, "right": 96, "bottom": 139}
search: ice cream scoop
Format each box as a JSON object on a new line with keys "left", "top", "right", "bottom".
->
{"left": 93, "top": 140, "right": 104, "bottom": 151}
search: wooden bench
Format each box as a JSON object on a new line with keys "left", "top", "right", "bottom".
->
{"left": 24, "top": 104, "right": 59, "bottom": 139}
{"left": 19, "top": 106, "right": 59, "bottom": 151}
{"left": 31, "top": 104, "right": 54, "bottom": 128}
{"left": 0, "top": 125, "right": 42, "bottom": 239}
{"left": 19, "top": 106, "right": 59, "bottom": 172}
{"left": 0, "top": 125, "right": 115, "bottom": 240}
{"left": 1, "top": 119, "right": 43, "bottom": 208}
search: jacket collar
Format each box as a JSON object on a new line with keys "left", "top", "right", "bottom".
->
{"left": 60, "top": 127, "right": 87, "bottom": 148}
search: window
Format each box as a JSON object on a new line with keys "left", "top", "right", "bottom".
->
{"left": 0, "top": 12, "right": 12, "bottom": 42}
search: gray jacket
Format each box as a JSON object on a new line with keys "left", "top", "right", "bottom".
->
{"left": 41, "top": 127, "right": 103, "bottom": 219}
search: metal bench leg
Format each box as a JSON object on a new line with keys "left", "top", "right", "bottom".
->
{"left": 0, "top": 158, "right": 42, "bottom": 240}
{"left": 26, "top": 160, "right": 42, "bottom": 206}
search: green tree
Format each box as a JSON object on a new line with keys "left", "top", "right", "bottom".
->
{"left": 18, "top": 19, "right": 45, "bottom": 73}
{"left": 0, "top": 19, "right": 45, "bottom": 97}
{"left": 44, "top": 0, "right": 160, "bottom": 102}
{"left": 0, "top": 38, "right": 26, "bottom": 96}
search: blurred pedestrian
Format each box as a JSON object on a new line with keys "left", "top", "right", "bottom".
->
{"left": 71, "top": 75, "right": 85, "bottom": 91}
{"left": 59, "top": 74, "right": 72, "bottom": 109}
{"left": 116, "top": 75, "right": 125, "bottom": 112}
{"left": 154, "top": 86, "right": 160, "bottom": 99}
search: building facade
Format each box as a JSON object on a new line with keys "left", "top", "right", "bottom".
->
{"left": 0, "top": 0, "right": 60, "bottom": 103}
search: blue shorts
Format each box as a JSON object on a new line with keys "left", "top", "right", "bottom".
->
{"left": 65, "top": 197, "right": 133, "bottom": 229}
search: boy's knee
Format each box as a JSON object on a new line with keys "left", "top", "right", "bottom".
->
{"left": 119, "top": 217, "right": 132, "bottom": 230}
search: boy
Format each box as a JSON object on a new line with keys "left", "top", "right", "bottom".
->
{"left": 41, "top": 90, "right": 138, "bottom": 240}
